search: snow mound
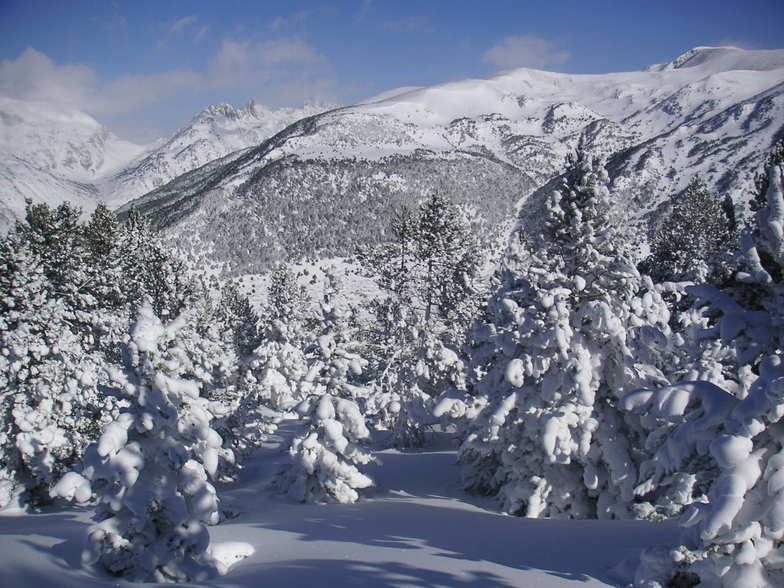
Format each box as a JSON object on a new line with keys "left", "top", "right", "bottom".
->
{"left": 207, "top": 542, "right": 255, "bottom": 576}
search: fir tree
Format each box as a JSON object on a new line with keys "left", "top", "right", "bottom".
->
{"left": 264, "top": 264, "right": 311, "bottom": 343}
{"left": 217, "top": 283, "right": 262, "bottom": 357}
{"left": 279, "top": 272, "right": 375, "bottom": 503}
{"left": 627, "top": 161, "right": 784, "bottom": 588}
{"left": 460, "top": 154, "right": 674, "bottom": 519}
{"left": 641, "top": 177, "right": 737, "bottom": 284}
{"left": 52, "top": 304, "right": 223, "bottom": 582}
{"left": 359, "top": 195, "right": 481, "bottom": 447}
{"left": 0, "top": 231, "right": 122, "bottom": 509}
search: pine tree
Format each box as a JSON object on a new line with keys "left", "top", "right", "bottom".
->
{"left": 751, "top": 137, "right": 784, "bottom": 214}
{"left": 460, "top": 154, "right": 674, "bottom": 519}
{"left": 14, "top": 200, "right": 86, "bottom": 299}
{"left": 627, "top": 156, "right": 784, "bottom": 588}
{"left": 52, "top": 304, "right": 223, "bottom": 582}
{"left": 264, "top": 264, "right": 311, "bottom": 343}
{"left": 279, "top": 272, "right": 375, "bottom": 503}
{"left": 117, "top": 210, "right": 194, "bottom": 318}
{"left": 641, "top": 177, "right": 737, "bottom": 284}
{"left": 0, "top": 230, "right": 123, "bottom": 509}
{"left": 216, "top": 283, "right": 262, "bottom": 358}
{"left": 84, "top": 203, "right": 121, "bottom": 259}
{"left": 359, "top": 195, "right": 481, "bottom": 447}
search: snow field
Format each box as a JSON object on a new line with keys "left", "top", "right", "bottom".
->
{"left": 0, "top": 422, "right": 680, "bottom": 587}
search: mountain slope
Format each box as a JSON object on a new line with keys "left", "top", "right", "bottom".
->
{"left": 0, "top": 96, "right": 143, "bottom": 229}
{"left": 102, "top": 101, "right": 336, "bottom": 206}
{"left": 0, "top": 97, "right": 333, "bottom": 230}
{"left": 118, "top": 47, "right": 784, "bottom": 274}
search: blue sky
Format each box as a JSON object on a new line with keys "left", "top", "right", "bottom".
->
{"left": 0, "top": 0, "right": 781, "bottom": 142}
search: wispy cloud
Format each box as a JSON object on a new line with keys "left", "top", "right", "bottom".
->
{"left": 715, "top": 39, "right": 756, "bottom": 50}
{"left": 380, "top": 17, "right": 432, "bottom": 33}
{"left": 165, "top": 15, "right": 208, "bottom": 42}
{"left": 169, "top": 15, "right": 198, "bottom": 34}
{"left": 356, "top": 0, "right": 373, "bottom": 23}
{"left": 0, "top": 37, "right": 333, "bottom": 120}
{"left": 268, "top": 10, "right": 315, "bottom": 31}
{"left": 194, "top": 25, "right": 210, "bottom": 42}
{"left": 0, "top": 48, "right": 201, "bottom": 116}
{"left": 207, "top": 38, "right": 326, "bottom": 87}
{"left": 0, "top": 48, "right": 98, "bottom": 108}
{"left": 483, "top": 35, "right": 570, "bottom": 69}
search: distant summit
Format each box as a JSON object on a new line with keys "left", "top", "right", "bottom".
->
{"left": 644, "top": 45, "right": 784, "bottom": 72}
{"left": 0, "top": 97, "right": 337, "bottom": 229}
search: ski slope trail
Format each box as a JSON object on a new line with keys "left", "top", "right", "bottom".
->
{"left": 0, "top": 421, "right": 680, "bottom": 587}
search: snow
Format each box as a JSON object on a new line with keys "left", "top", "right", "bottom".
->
{"left": 0, "top": 422, "right": 681, "bottom": 587}
{"left": 237, "top": 258, "right": 382, "bottom": 323}
{"left": 350, "top": 48, "right": 784, "bottom": 138}
{"left": 0, "top": 96, "right": 146, "bottom": 182}
{"left": 0, "top": 97, "right": 337, "bottom": 230}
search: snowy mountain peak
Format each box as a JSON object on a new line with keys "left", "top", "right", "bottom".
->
{"left": 0, "top": 95, "right": 338, "bottom": 228}
{"left": 0, "top": 96, "right": 147, "bottom": 230}
{"left": 645, "top": 46, "right": 784, "bottom": 73}
{"left": 101, "top": 100, "right": 338, "bottom": 206}
{"left": 0, "top": 95, "right": 144, "bottom": 181}
{"left": 194, "top": 100, "right": 264, "bottom": 123}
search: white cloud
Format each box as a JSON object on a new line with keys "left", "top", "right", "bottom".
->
{"left": 170, "top": 15, "right": 198, "bottom": 34}
{"left": 267, "top": 10, "right": 315, "bottom": 31}
{"left": 715, "top": 39, "right": 756, "bottom": 50}
{"left": 483, "top": 35, "right": 571, "bottom": 69}
{"left": 0, "top": 48, "right": 97, "bottom": 107}
{"left": 381, "top": 17, "right": 432, "bottom": 33}
{"left": 255, "top": 78, "right": 340, "bottom": 107}
{"left": 0, "top": 48, "right": 201, "bottom": 116}
{"left": 194, "top": 26, "right": 210, "bottom": 42}
{"left": 0, "top": 39, "right": 338, "bottom": 131}
{"left": 167, "top": 15, "right": 208, "bottom": 42}
{"left": 91, "top": 71, "right": 203, "bottom": 115}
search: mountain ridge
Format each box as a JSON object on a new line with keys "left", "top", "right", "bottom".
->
{"left": 116, "top": 47, "right": 784, "bottom": 274}
{"left": 0, "top": 97, "right": 336, "bottom": 230}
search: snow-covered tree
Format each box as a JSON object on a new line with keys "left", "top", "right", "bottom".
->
{"left": 626, "top": 161, "right": 784, "bottom": 587}
{"left": 359, "top": 195, "right": 481, "bottom": 447}
{"left": 0, "top": 201, "right": 244, "bottom": 511}
{"left": 279, "top": 272, "right": 375, "bottom": 503}
{"left": 750, "top": 137, "right": 784, "bottom": 215}
{"left": 641, "top": 177, "right": 737, "bottom": 284}
{"left": 0, "top": 206, "right": 130, "bottom": 510}
{"left": 459, "top": 154, "right": 674, "bottom": 519}
{"left": 14, "top": 200, "right": 86, "bottom": 300}
{"left": 218, "top": 270, "right": 309, "bottom": 455}
{"left": 117, "top": 210, "right": 195, "bottom": 319}
{"left": 283, "top": 394, "right": 375, "bottom": 504}
{"left": 359, "top": 194, "right": 482, "bottom": 335}
{"left": 52, "top": 304, "right": 223, "bottom": 582}
{"left": 216, "top": 283, "right": 262, "bottom": 357}
{"left": 263, "top": 264, "right": 311, "bottom": 344}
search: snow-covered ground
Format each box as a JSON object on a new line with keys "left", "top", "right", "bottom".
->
{"left": 0, "top": 422, "right": 680, "bottom": 587}
{"left": 236, "top": 258, "right": 382, "bottom": 319}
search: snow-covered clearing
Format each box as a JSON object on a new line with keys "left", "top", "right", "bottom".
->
{"left": 0, "top": 421, "right": 679, "bottom": 587}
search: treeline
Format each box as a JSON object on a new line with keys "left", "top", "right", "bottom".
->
{"left": 160, "top": 151, "right": 533, "bottom": 275}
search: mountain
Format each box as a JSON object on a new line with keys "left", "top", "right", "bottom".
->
{"left": 117, "top": 46, "right": 784, "bottom": 275}
{"left": 0, "top": 96, "right": 144, "bottom": 230}
{"left": 0, "top": 97, "right": 334, "bottom": 230}
{"left": 102, "top": 101, "right": 336, "bottom": 206}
